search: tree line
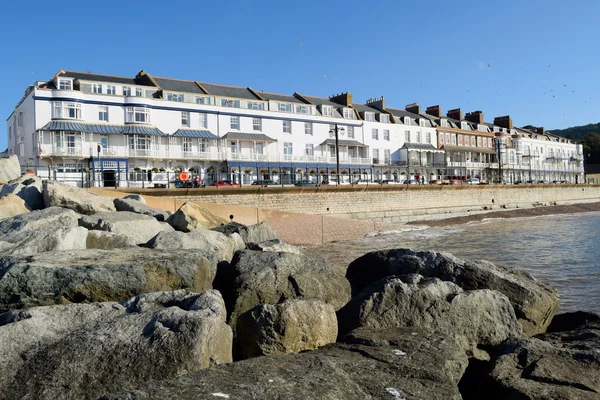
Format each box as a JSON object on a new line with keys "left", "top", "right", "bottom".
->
{"left": 550, "top": 123, "right": 600, "bottom": 164}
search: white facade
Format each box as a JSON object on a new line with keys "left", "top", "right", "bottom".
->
{"left": 5, "top": 70, "right": 583, "bottom": 187}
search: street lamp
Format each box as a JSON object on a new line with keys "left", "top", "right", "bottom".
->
{"left": 495, "top": 140, "right": 507, "bottom": 184}
{"left": 329, "top": 124, "right": 345, "bottom": 185}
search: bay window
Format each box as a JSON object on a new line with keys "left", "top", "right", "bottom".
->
{"left": 53, "top": 101, "right": 82, "bottom": 119}
{"left": 126, "top": 107, "right": 151, "bottom": 124}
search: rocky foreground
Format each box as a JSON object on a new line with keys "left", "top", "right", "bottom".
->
{"left": 0, "top": 158, "right": 598, "bottom": 400}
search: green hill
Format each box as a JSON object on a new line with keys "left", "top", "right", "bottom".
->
{"left": 548, "top": 122, "right": 600, "bottom": 140}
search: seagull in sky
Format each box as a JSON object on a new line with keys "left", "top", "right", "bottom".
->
{"left": 297, "top": 38, "right": 303, "bottom": 46}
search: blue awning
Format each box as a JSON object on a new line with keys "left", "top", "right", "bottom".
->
{"left": 122, "top": 124, "right": 164, "bottom": 136}
{"left": 173, "top": 129, "right": 218, "bottom": 139}
{"left": 40, "top": 120, "right": 88, "bottom": 132}
{"left": 86, "top": 124, "right": 124, "bottom": 135}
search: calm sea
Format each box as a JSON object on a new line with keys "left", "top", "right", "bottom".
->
{"left": 317, "top": 212, "right": 600, "bottom": 313}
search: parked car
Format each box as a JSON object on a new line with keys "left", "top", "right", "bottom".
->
{"left": 210, "top": 180, "right": 241, "bottom": 187}
{"left": 251, "top": 180, "right": 278, "bottom": 186}
{"left": 380, "top": 180, "right": 402, "bottom": 184}
{"left": 402, "top": 179, "right": 418, "bottom": 185}
{"left": 294, "top": 180, "right": 318, "bottom": 187}
{"left": 463, "top": 178, "right": 480, "bottom": 185}
{"left": 429, "top": 179, "right": 442, "bottom": 185}
{"left": 526, "top": 180, "right": 539, "bottom": 184}
{"left": 352, "top": 179, "right": 370, "bottom": 185}
{"left": 173, "top": 179, "right": 193, "bottom": 188}
{"left": 451, "top": 179, "right": 463, "bottom": 185}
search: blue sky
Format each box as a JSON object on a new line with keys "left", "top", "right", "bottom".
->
{"left": 1, "top": 0, "right": 599, "bottom": 150}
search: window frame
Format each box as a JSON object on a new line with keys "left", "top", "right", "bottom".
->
{"left": 98, "top": 106, "right": 109, "bottom": 122}
{"left": 282, "top": 120, "right": 292, "bottom": 134}
{"left": 230, "top": 116, "right": 240, "bottom": 130}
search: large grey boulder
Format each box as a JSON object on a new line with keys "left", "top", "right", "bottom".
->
{"left": 337, "top": 275, "right": 522, "bottom": 359}
{"left": 0, "top": 290, "right": 232, "bottom": 400}
{"left": 0, "top": 155, "right": 21, "bottom": 184}
{"left": 0, "top": 206, "right": 79, "bottom": 238}
{"left": 246, "top": 239, "right": 303, "bottom": 254}
{"left": 0, "top": 175, "right": 44, "bottom": 210}
{"left": 43, "top": 180, "right": 116, "bottom": 215}
{"left": 102, "top": 327, "right": 468, "bottom": 400}
{"left": 86, "top": 230, "right": 138, "bottom": 249}
{"left": 146, "top": 229, "right": 244, "bottom": 263}
{"left": 80, "top": 211, "right": 165, "bottom": 245}
{"left": 0, "top": 194, "right": 29, "bottom": 220}
{"left": 213, "top": 221, "right": 279, "bottom": 244}
{"left": 236, "top": 299, "right": 337, "bottom": 360}
{"left": 114, "top": 197, "right": 170, "bottom": 221}
{"left": 483, "top": 314, "right": 600, "bottom": 399}
{"left": 346, "top": 249, "right": 559, "bottom": 336}
{"left": 167, "top": 201, "right": 228, "bottom": 232}
{"left": 0, "top": 248, "right": 216, "bottom": 312}
{"left": 218, "top": 250, "right": 351, "bottom": 331}
{"left": 123, "top": 194, "right": 146, "bottom": 204}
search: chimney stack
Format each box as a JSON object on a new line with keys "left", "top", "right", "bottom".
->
{"left": 329, "top": 92, "right": 353, "bottom": 107}
{"left": 405, "top": 103, "right": 421, "bottom": 115}
{"left": 426, "top": 105, "right": 442, "bottom": 118}
{"left": 365, "top": 96, "right": 385, "bottom": 111}
{"left": 536, "top": 126, "right": 546, "bottom": 135}
{"left": 447, "top": 108, "right": 463, "bottom": 121}
{"left": 465, "top": 110, "right": 484, "bottom": 125}
{"left": 494, "top": 115, "right": 514, "bottom": 130}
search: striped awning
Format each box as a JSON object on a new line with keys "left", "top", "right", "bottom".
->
{"left": 85, "top": 124, "right": 124, "bottom": 135}
{"left": 221, "top": 132, "right": 276, "bottom": 141}
{"left": 122, "top": 124, "right": 164, "bottom": 136}
{"left": 173, "top": 129, "right": 218, "bottom": 139}
{"left": 40, "top": 120, "right": 88, "bottom": 132}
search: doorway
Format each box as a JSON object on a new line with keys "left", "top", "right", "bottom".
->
{"left": 103, "top": 170, "right": 116, "bottom": 187}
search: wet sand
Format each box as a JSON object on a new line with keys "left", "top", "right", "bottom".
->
{"left": 407, "top": 202, "right": 600, "bottom": 227}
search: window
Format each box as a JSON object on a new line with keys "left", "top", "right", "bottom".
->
{"left": 55, "top": 133, "right": 63, "bottom": 148}
{"left": 347, "top": 126, "right": 355, "bottom": 139}
{"left": 426, "top": 132, "right": 431, "bottom": 144}
{"left": 304, "top": 122, "right": 312, "bottom": 135}
{"left": 372, "top": 129, "right": 379, "bottom": 140}
{"left": 183, "top": 138, "right": 192, "bottom": 153}
{"left": 364, "top": 112, "right": 375, "bottom": 121}
{"left": 255, "top": 142, "right": 263, "bottom": 155}
{"left": 248, "top": 101, "right": 264, "bottom": 110}
{"left": 440, "top": 119, "right": 449, "bottom": 128}
{"left": 329, "top": 124, "right": 335, "bottom": 138}
{"left": 404, "top": 117, "right": 412, "bottom": 125}
{"left": 99, "top": 106, "right": 108, "bottom": 122}
{"left": 221, "top": 99, "right": 240, "bottom": 108}
{"left": 419, "top": 119, "right": 426, "bottom": 127}
{"left": 384, "top": 149, "right": 391, "bottom": 164}
{"left": 483, "top": 138, "right": 487, "bottom": 147}
{"left": 253, "top": 118, "right": 262, "bottom": 131}
{"left": 182, "top": 111, "right": 190, "bottom": 127}
{"left": 100, "top": 136, "right": 108, "bottom": 149}
{"left": 446, "top": 133, "right": 451, "bottom": 144}
{"left": 405, "top": 131, "right": 410, "bottom": 142}
{"left": 54, "top": 102, "right": 82, "bottom": 119}
{"left": 493, "top": 127, "right": 500, "bottom": 133}
{"left": 458, "top": 135, "right": 463, "bottom": 145}
{"left": 92, "top": 84, "right": 103, "bottom": 94}
{"left": 123, "top": 87, "right": 131, "bottom": 96}
{"left": 106, "top": 85, "right": 116, "bottom": 95}
{"left": 278, "top": 103, "right": 292, "bottom": 112}
{"left": 126, "top": 107, "right": 150, "bottom": 123}
{"left": 477, "top": 137, "right": 482, "bottom": 147}
{"left": 460, "top": 122, "right": 469, "bottom": 130}
{"left": 416, "top": 132, "right": 421, "bottom": 143}
{"left": 451, "top": 135, "right": 457, "bottom": 145}
{"left": 283, "top": 120, "right": 291, "bottom": 133}
{"left": 17, "top": 112, "right": 23, "bottom": 127}
{"left": 167, "top": 93, "right": 184, "bottom": 102}
{"left": 230, "top": 116, "right": 240, "bottom": 130}
{"left": 8, "top": 127, "right": 11, "bottom": 140}
{"left": 58, "top": 79, "right": 72, "bottom": 90}
{"left": 372, "top": 149, "right": 379, "bottom": 162}
{"left": 195, "top": 96, "right": 210, "bottom": 105}
{"left": 199, "top": 113, "right": 207, "bottom": 128}
{"left": 343, "top": 108, "right": 354, "bottom": 119}
{"left": 305, "top": 144, "right": 314, "bottom": 156}
{"left": 296, "top": 105, "right": 310, "bottom": 114}
{"left": 135, "top": 88, "right": 143, "bottom": 97}
{"left": 439, "top": 133, "right": 444, "bottom": 143}
{"left": 383, "top": 129, "right": 390, "bottom": 141}
{"left": 283, "top": 142, "right": 293, "bottom": 157}
{"left": 471, "top": 136, "right": 476, "bottom": 146}
{"left": 380, "top": 114, "right": 390, "bottom": 123}
{"left": 322, "top": 106, "right": 333, "bottom": 117}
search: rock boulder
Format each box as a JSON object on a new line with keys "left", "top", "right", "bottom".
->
{"left": 0, "top": 194, "right": 29, "bottom": 220}
{"left": 212, "top": 221, "right": 279, "bottom": 244}
{"left": 79, "top": 211, "right": 165, "bottom": 245}
{"left": 0, "top": 155, "right": 21, "bottom": 184}
{"left": 113, "top": 197, "right": 170, "bottom": 221}
{"left": 0, "top": 290, "right": 232, "bottom": 400}
{"left": 43, "top": 180, "right": 116, "bottom": 215}
{"left": 86, "top": 230, "right": 138, "bottom": 249}
{"left": 167, "top": 202, "right": 228, "bottom": 232}
{"left": 246, "top": 239, "right": 303, "bottom": 254}
{"left": 346, "top": 249, "right": 559, "bottom": 336}
{"left": 0, "top": 175, "right": 44, "bottom": 210}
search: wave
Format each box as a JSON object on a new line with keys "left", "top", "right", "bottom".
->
{"left": 365, "top": 225, "right": 429, "bottom": 238}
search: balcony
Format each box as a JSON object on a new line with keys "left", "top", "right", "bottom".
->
{"left": 223, "top": 152, "right": 371, "bottom": 165}
{"left": 45, "top": 146, "right": 85, "bottom": 157}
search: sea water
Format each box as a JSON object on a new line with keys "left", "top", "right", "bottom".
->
{"left": 319, "top": 212, "right": 600, "bottom": 313}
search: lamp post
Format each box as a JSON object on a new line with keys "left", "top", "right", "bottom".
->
{"left": 495, "top": 140, "right": 507, "bottom": 184}
{"left": 329, "top": 124, "right": 345, "bottom": 185}
{"left": 96, "top": 143, "right": 101, "bottom": 187}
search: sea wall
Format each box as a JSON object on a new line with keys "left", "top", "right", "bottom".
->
{"left": 111, "top": 184, "right": 600, "bottom": 225}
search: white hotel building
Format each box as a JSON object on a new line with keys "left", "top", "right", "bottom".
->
{"left": 5, "top": 70, "right": 583, "bottom": 187}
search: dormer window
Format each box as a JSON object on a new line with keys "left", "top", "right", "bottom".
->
{"left": 460, "top": 122, "right": 469, "bottom": 130}
{"left": 278, "top": 103, "right": 292, "bottom": 112}
{"left": 364, "top": 112, "right": 375, "bottom": 121}
{"left": 167, "top": 93, "right": 184, "bottom": 102}
{"left": 221, "top": 98, "right": 240, "bottom": 108}
{"left": 248, "top": 101, "right": 265, "bottom": 110}
{"left": 135, "top": 88, "right": 143, "bottom": 97}
{"left": 195, "top": 96, "right": 211, "bottom": 105}
{"left": 92, "top": 84, "right": 103, "bottom": 94}
{"left": 440, "top": 119, "right": 449, "bottom": 128}
{"left": 419, "top": 119, "right": 426, "bottom": 127}
{"left": 380, "top": 114, "right": 390, "bottom": 123}
{"left": 322, "top": 106, "right": 333, "bottom": 117}
{"left": 296, "top": 105, "right": 311, "bottom": 114}
{"left": 477, "top": 124, "right": 488, "bottom": 132}
{"left": 343, "top": 108, "right": 354, "bottom": 119}
{"left": 58, "top": 79, "right": 72, "bottom": 90}
{"left": 493, "top": 127, "right": 500, "bottom": 133}
{"left": 123, "top": 87, "right": 131, "bottom": 96}
{"left": 404, "top": 117, "right": 412, "bottom": 125}
{"left": 106, "top": 85, "right": 116, "bottom": 95}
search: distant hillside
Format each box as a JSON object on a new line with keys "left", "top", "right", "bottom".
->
{"left": 548, "top": 122, "right": 600, "bottom": 140}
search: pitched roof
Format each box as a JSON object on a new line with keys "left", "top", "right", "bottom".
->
{"left": 257, "top": 92, "right": 307, "bottom": 104}
{"left": 299, "top": 95, "right": 343, "bottom": 108}
{"left": 221, "top": 132, "right": 276, "bottom": 141}
{"left": 320, "top": 139, "right": 368, "bottom": 147}
{"left": 172, "top": 129, "right": 217, "bottom": 139}
{"left": 401, "top": 143, "right": 441, "bottom": 151}
{"left": 122, "top": 125, "right": 165, "bottom": 136}
{"left": 198, "top": 83, "right": 260, "bottom": 100}
{"left": 152, "top": 77, "right": 205, "bottom": 94}
{"left": 40, "top": 121, "right": 164, "bottom": 135}
{"left": 58, "top": 71, "right": 153, "bottom": 86}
